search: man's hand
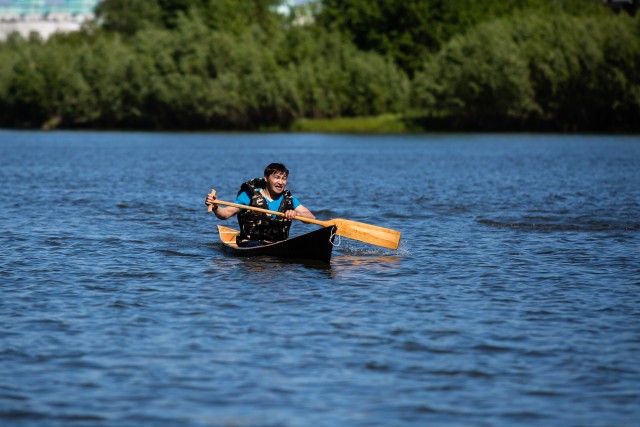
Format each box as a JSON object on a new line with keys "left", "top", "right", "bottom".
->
{"left": 283, "top": 209, "right": 297, "bottom": 220}
{"left": 205, "top": 189, "right": 218, "bottom": 211}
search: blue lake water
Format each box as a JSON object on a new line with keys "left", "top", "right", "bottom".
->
{"left": 1, "top": 130, "right": 639, "bottom": 426}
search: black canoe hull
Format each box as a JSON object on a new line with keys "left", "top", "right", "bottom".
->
{"left": 217, "top": 225, "right": 336, "bottom": 263}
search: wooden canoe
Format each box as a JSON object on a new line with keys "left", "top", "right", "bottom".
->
{"left": 216, "top": 225, "right": 337, "bottom": 263}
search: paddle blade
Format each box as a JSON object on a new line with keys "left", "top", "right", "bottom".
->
{"left": 329, "top": 219, "right": 401, "bottom": 250}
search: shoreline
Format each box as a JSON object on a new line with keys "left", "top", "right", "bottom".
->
{"left": 1, "top": 114, "right": 639, "bottom": 135}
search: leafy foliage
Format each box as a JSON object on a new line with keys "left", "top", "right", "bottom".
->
{"left": 316, "top": 0, "right": 606, "bottom": 76}
{"left": 95, "top": 0, "right": 163, "bottom": 35}
{"left": 0, "top": 0, "right": 637, "bottom": 131}
{"left": 411, "top": 11, "right": 640, "bottom": 131}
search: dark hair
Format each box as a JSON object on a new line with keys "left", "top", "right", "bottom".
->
{"left": 264, "top": 163, "right": 289, "bottom": 177}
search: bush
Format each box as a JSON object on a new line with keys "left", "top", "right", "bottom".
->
{"left": 412, "top": 11, "right": 640, "bottom": 131}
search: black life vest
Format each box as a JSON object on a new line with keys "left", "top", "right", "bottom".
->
{"left": 236, "top": 178, "right": 294, "bottom": 245}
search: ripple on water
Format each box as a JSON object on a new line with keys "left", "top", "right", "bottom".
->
{"left": 1, "top": 132, "right": 639, "bottom": 427}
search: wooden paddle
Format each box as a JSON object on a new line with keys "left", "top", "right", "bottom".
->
{"left": 208, "top": 197, "right": 401, "bottom": 250}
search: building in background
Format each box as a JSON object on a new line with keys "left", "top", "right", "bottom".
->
{"left": 0, "top": 0, "right": 100, "bottom": 40}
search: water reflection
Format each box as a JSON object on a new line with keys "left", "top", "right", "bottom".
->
{"left": 332, "top": 255, "right": 402, "bottom": 267}
{"left": 207, "top": 252, "right": 332, "bottom": 279}
{"left": 328, "top": 255, "right": 403, "bottom": 281}
{"left": 207, "top": 250, "right": 404, "bottom": 282}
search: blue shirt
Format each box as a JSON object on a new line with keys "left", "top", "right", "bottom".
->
{"left": 235, "top": 190, "right": 301, "bottom": 213}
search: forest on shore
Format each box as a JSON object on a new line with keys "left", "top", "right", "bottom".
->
{"left": 0, "top": 0, "right": 638, "bottom": 132}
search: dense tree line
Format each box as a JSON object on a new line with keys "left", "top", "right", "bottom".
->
{"left": 0, "top": 0, "right": 637, "bottom": 131}
{"left": 412, "top": 10, "right": 640, "bottom": 131}
{"left": 318, "top": 0, "right": 605, "bottom": 76}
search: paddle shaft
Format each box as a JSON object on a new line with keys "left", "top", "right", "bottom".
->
{"left": 209, "top": 199, "right": 329, "bottom": 227}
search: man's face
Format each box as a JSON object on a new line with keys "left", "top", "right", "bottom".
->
{"left": 265, "top": 172, "right": 288, "bottom": 195}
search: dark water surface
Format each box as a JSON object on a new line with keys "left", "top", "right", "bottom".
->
{"left": 1, "top": 131, "right": 639, "bottom": 426}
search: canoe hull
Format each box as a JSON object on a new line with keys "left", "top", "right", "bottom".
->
{"left": 217, "top": 225, "right": 336, "bottom": 263}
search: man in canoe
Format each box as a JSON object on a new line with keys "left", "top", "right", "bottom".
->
{"left": 205, "top": 163, "right": 315, "bottom": 246}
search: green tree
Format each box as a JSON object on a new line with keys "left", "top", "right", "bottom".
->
{"left": 411, "top": 11, "right": 640, "bottom": 131}
{"left": 318, "top": 0, "right": 607, "bottom": 75}
{"left": 0, "top": 35, "right": 23, "bottom": 124}
{"left": 199, "top": 0, "right": 285, "bottom": 35}
{"left": 277, "top": 26, "right": 409, "bottom": 119}
{"left": 95, "top": 0, "right": 164, "bottom": 35}
{"left": 96, "top": 0, "right": 287, "bottom": 35}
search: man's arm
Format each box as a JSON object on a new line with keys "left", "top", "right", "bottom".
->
{"left": 212, "top": 205, "right": 241, "bottom": 220}
{"left": 292, "top": 205, "right": 315, "bottom": 220}
{"left": 205, "top": 191, "right": 241, "bottom": 220}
